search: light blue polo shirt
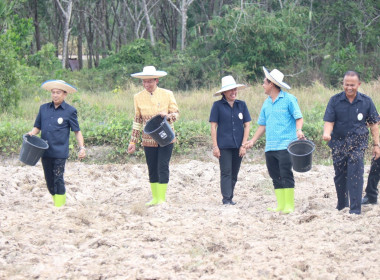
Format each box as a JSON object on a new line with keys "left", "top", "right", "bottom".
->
{"left": 258, "top": 90, "right": 303, "bottom": 152}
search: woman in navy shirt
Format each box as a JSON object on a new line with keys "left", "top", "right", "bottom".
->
{"left": 209, "top": 76, "right": 251, "bottom": 205}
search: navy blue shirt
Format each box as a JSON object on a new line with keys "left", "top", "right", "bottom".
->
{"left": 34, "top": 101, "right": 80, "bottom": 159}
{"left": 209, "top": 98, "right": 251, "bottom": 149}
{"left": 323, "top": 91, "right": 379, "bottom": 148}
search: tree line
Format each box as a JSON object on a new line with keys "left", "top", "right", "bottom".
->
{"left": 0, "top": 0, "right": 379, "bottom": 110}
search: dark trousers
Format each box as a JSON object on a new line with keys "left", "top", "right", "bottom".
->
{"left": 365, "top": 157, "right": 380, "bottom": 202}
{"left": 144, "top": 144, "right": 173, "bottom": 184}
{"left": 219, "top": 148, "right": 243, "bottom": 203}
{"left": 41, "top": 158, "right": 66, "bottom": 195}
{"left": 332, "top": 146, "right": 365, "bottom": 214}
{"left": 265, "top": 150, "right": 294, "bottom": 189}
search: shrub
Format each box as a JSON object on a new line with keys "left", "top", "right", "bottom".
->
{"left": 27, "top": 43, "right": 61, "bottom": 73}
{"left": 0, "top": 36, "right": 21, "bottom": 111}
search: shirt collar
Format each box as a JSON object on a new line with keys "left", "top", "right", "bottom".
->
{"left": 338, "top": 91, "right": 363, "bottom": 103}
{"left": 221, "top": 96, "right": 241, "bottom": 104}
{"left": 144, "top": 87, "right": 160, "bottom": 95}
{"left": 267, "top": 90, "right": 285, "bottom": 103}
{"left": 49, "top": 100, "right": 67, "bottom": 109}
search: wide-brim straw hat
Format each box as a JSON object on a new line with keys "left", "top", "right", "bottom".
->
{"left": 263, "top": 66, "right": 291, "bottom": 90}
{"left": 41, "top": 80, "right": 77, "bottom": 94}
{"left": 131, "top": 66, "right": 167, "bottom": 79}
{"left": 214, "top": 75, "right": 247, "bottom": 96}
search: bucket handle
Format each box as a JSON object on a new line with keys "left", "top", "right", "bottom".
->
{"left": 160, "top": 115, "right": 169, "bottom": 125}
{"left": 23, "top": 133, "right": 48, "bottom": 144}
{"left": 293, "top": 133, "right": 312, "bottom": 141}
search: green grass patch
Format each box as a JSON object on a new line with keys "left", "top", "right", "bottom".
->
{"left": 1, "top": 81, "right": 379, "bottom": 164}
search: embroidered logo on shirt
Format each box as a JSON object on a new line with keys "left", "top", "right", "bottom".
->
{"left": 238, "top": 113, "right": 243, "bottom": 120}
{"left": 57, "top": 117, "right": 63, "bottom": 124}
{"left": 357, "top": 113, "right": 363, "bottom": 121}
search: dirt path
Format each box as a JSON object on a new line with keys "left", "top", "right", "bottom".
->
{"left": 0, "top": 159, "right": 379, "bottom": 279}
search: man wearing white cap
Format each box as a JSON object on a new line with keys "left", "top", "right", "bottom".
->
{"left": 128, "top": 66, "right": 179, "bottom": 205}
{"left": 245, "top": 67, "right": 304, "bottom": 213}
{"left": 209, "top": 75, "right": 251, "bottom": 205}
{"left": 27, "top": 80, "right": 86, "bottom": 207}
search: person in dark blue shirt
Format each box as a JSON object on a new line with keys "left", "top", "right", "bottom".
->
{"left": 323, "top": 71, "right": 380, "bottom": 214}
{"left": 27, "top": 80, "right": 86, "bottom": 207}
{"left": 362, "top": 157, "right": 380, "bottom": 205}
{"left": 209, "top": 75, "right": 251, "bottom": 205}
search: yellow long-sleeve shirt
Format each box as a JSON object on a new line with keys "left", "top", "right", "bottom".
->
{"left": 131, "top": 87, "right": 179, "bottom": 147}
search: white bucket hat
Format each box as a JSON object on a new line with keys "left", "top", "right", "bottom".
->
{"left": 131, "top": 66, "right": 167, "bottom": 79}
{"left": 263, "top": 66, "right": 291, "bottom": 90}
{"left": 41, "top": 80, "right": 77, "bottom": 93}
{"left": 214, "top": 75, "right": 247, "bottom": 96}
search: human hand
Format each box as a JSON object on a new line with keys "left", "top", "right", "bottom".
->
{"left": 78, "top": 148, "right": 86, "bottom": 160}
{"left": 239, "top": 146, "right": 246, "bottom": 157}
{"left": 373, "top": 145, "right": 380, "bottom": 160}
{"left": 244, "top": 140, "right": 254, "bottom": 149}
{"left": 213, "top": 146, "right": 220, "bottom": 158}
{"left": 322, "top": 133, "right": 331, "bottom": 141}
{"left": 128, "top": 143, "right": 136, "bottom": 154}
{"left": 159, "top": 112, "right": 168, "bottom": 118}
{"left": 296, "top": 129, "right": 305, "bottom": 139}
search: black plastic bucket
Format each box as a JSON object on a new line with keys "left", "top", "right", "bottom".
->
{"left": 143, "top": 115, "right": 175, "bottom": 147}
{"left": 19, "top": 134, "right": 49, "bottom": 166}
{"left": 287, "top": 139, "right": 315, "bottom": 173}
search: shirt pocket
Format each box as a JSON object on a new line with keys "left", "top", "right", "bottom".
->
{"left": 273, "top": 103, "right": 289, "bottom": 114}
{"left": 52, "top": 117, "right": 70, "bottom": 131}
{"left": 335, "top": 106, "right": 349, "bottom": 123}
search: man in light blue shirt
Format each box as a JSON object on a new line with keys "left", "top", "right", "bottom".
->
{"left": 246, "top": 67, "right": 304, "bottom": 213}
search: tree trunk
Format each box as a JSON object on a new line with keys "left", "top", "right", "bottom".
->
{"left": 125, "top": 0, "right": 144, "bottom": 40}
{"left": 77, "top": 1, "right": 86, "bottom": 70}
{"left": 62, "top": 6, "right": 71, "bottom": 69}
{"left": 97, "top": 2, "right": 107, "bottom": 59}
{"left": 119, "top": 0, "right": 128, "bottom": 46}
{"left": 86, "top": 16, "right": 94, "bottom": 69}
{"left": 166, "top": 0, "right": 195, "bottom": 51}
{"left": 103, "top": 0, "right": 113, "bottom": 52}
{"left": 157, "top": 1, "right": 178, "bottom": 51}
{"left": 50, "top": 0, "right": 63, "bottom": 57}
{"left": 180, "top": 2, "right": 187, "bottom": 51}
{"left": 142, "top": 0, "right": 155, "bottom": 46}
{"left": 31, "top": 0, "right": 41, "bottom": 52}
{"left": 55, "top": 0, "right": 73, "bottom": 69}
{"left": 95, "top": 29, "right": 100, "bottom": 67}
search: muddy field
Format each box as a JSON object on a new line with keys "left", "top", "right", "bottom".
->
{"left": 0, "top": 156, "right": 379, "bottom": 279}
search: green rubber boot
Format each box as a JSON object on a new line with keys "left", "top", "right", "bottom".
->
{"left": 54, "top": 194, "right": 66, "bottom": 207}
{"left": 145, "top": 183, "right": 159, "bottom": 205}
{"left": 156, "top": 183, "right": 168, "bottom": 204}
{"left": 267, "top": 188, "right": 285, "bottom": 212}
{"left": 52, "top": 195, "right": 55, "bottom": 204}
{"left": 282, "top": 188, "right": 295, "bottom": 214}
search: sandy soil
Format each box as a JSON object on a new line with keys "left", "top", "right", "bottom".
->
{"left": 0, "top": 155, "right": 379, "bottom": 280}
